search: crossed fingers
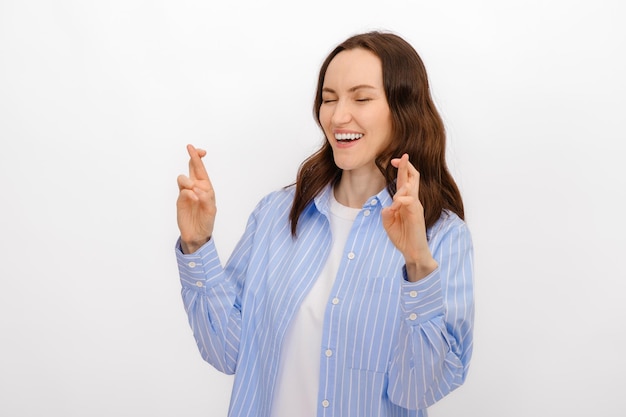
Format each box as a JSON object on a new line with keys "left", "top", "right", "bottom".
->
{"left": 391, "top": 153, "right": 420, "bottom": 204}
{"left": 187, "top": 144, "right": 208, "bottom": 181}
{"left": 178, "top": 144, "right": 211, "bottom": 189}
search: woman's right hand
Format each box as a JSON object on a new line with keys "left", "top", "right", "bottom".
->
{"left": 176, "top": 144, "right": 217, "bottom": 254}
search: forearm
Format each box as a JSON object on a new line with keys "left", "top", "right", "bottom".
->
{"left": 387, "top": 270, "right": 462, "bottom": 409}
{"left": 176, "top": 238, "right": 242, "bottom": 374}
{"left": 388, "top": 221, "right": 474, "bottom": 410}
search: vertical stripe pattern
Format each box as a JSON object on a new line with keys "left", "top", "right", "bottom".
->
{"left": 176, "top": 185, "right": 474, "bottom": 417}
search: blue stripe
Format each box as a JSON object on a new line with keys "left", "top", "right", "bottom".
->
{"left": 176, "top": 184, "right": 474, "bottom": 417}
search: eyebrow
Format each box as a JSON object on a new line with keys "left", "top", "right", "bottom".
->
{"left": 322, "top": 84, "right": 378, "bottom": 94}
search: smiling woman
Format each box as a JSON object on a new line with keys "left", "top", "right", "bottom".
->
{"left": 319, "top": 48, "right": 393, "bottom": 195}
{"left": 175, "top": 31, "right": 474, "bottom": 417}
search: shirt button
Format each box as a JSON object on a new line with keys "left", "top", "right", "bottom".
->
{"left": 363, "top": 209, "right": 371, "bottom": 217}
{"left": 195, "top": 281, "right": 204, "bottom": 288}
{"left": 331, "top": 297, "right": 340, "bottom": 305}
{"left": 409, "top": 290, "right": 418, "bottom": 298}
{"left": 409, "top": 313, "right": 418, "bottom": 321}
{"left": 325, "top": 349, "right": 333, "bottom": 357}
{"left": 347, "top": 252, "right": 355, "bottom": 260}
{"left": 188, "top": 261, "right": 196, "bottom": 268}
{"left": 369, "top": 199, "right": 377, "bottom": 206}
{"left": 322, "top": 400, "right": 330, "bottom": 408}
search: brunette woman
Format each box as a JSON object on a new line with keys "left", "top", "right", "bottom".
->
{"left": 176, "top": 30, "right": 474, "bottom": 417}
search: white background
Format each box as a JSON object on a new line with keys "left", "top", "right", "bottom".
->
{"left": 1, "top": 0, "right": 625, "bottom": 416}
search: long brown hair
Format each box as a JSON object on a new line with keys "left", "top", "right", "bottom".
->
{"left": 289, "top": 31, "right": 464, "bottom": 236}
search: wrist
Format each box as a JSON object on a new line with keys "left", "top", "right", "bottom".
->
{"left": 404, "top": 258, "right": 438, "bottom": 282}
{"left": 181, "top": 236, "right": 211, "bottom": 254}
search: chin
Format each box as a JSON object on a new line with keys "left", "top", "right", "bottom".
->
{"left": 332, "top": 158, "right": 352, "bottom": 171}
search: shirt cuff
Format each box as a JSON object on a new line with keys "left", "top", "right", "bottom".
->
{"left": 175, "top": 237, "right": 223, "bottom": 292}
{"left": 400, "top": 265, "right": 444, "bottom": 325}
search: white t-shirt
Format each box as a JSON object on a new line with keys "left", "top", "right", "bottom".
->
{"left": 270, "top": 192, "right": 360, "bottom": 417}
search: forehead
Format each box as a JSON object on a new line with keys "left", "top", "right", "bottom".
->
{"left": 323, "top": 48, "right": 384, "bottom": 89}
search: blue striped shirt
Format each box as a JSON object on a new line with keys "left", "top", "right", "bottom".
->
{"left": 176, "top": 184, "right": 474, "bottom": 417}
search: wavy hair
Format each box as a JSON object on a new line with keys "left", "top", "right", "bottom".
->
{"left": 289, "top": 31, "right": 464, "bottom": 236}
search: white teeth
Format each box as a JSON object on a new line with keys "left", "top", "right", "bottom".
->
{"left": 335, "top": 133, "right": 363, "bottom": 141}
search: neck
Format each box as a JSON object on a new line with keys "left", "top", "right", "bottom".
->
{"left": 334, "top": 169, "right": 386, "bottom": 208}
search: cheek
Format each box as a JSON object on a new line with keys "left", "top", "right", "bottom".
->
{"left": 376, "top": 113, "right": 393, "bottom": 138}
{"left": 318, "top": 111, "right": 333, "bottom": 136}
{"left": 318, "top": 108, "right": 331, "bottom": 127}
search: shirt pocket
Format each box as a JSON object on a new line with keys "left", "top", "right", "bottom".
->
{"left": 343, "top": 274, "right": 401, "bottom": 373}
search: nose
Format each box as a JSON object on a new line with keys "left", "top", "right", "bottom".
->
{"left": 330, "top": 99, "right": 352, "bottom": 125}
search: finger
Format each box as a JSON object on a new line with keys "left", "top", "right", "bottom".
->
{"left": 393, "top": 157, "right": 420, "bottom": 196}
{"left": 404, "top": 159, "right": 420, "bottom": 197}
{"left": 381, "top": 206, "right": 397, "bottom": 229}
{"left": 192, "top": 185, "right": 214, "bottom": 205}
{"left": 391, "top": 183, "right": 413, "bottom": 202}
{"left": 385, "top": 199, "right": 402, "bottom": 214}
{"left": 394, "top": 153, "right": 410, "bottom": 191}
{"left": 177, "top": 174, "right": 193, "bottom": 191}
{"left": 186, "top": 144, "right": 210, "bottom": 181}
{"left": 192, "top": 187, "right": 218, "bottom": 220}
{"left": 177, "top": 188, "right": 199, "bottom": 204}
{"left": 393, "top": 195, "right": 419, "bottom": 209}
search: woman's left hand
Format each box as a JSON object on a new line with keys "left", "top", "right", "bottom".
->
{"left": 381, "top": 154, "right": 438, "bottom": 281}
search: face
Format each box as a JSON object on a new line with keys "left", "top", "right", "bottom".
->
{"left": 319, "top": 48, "right": 392, "bottom": 176}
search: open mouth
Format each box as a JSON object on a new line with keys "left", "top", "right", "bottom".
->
{"left": 335, "top": 133, "right": 363, "bottom": 143}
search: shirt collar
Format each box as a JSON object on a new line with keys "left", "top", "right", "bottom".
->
{"left": 311, "top": 183, "right": 435, "bottom": 241}
{"left": 313, "top": 183, "right": 393, "bottom": 216}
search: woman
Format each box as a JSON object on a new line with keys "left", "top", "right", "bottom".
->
{"left": 176, "top": 31, "right": 474, "bottom": 417}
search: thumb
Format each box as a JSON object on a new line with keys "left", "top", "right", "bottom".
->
{"left": 381, "top": 206, "right": 395, "bottom": 230}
